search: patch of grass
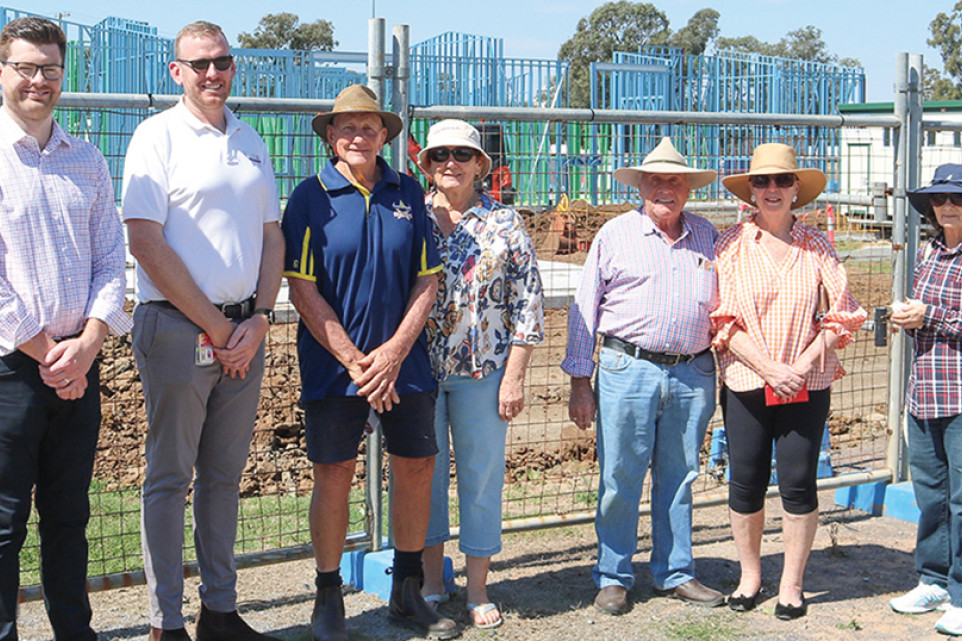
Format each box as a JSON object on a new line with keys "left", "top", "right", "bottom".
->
{"left": 837, "top": 618, "right": 863, "bottom": 630}
{"left": 665, "top": 614, "right": 741, "bottom": 641}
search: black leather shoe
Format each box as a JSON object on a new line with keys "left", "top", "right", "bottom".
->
{"left": 727, "top": 591, "right": 760, "bottom": 612}
{"left": 195, "top": 603, "right": 281, "bottom": 641}
{"left": 774, "top": 596, "right": 807, "bottom": 621}
{"left": 312, "top": 584, "right": 349, "bottom": 641}
{"left": 594, "top": 585, "right": 629, "bottom": 615}
{"left": 388, "top": 575, "right": 460, "bottom": 639}
{"left": 155, "top": 629, "right": 192, "bottom": 641}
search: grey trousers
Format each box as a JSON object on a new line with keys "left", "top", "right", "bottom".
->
{"left": 132, "top": 303, "right": 265, "bottom": 629}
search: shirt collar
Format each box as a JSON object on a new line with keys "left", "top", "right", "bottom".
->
{"left": 0, "top": 106, "right": 70, "bottom": 150}
{"left": 319, "top": 155, "right": 400, "bottom": 193}
{"left": 425, "top": 190, "right": 489, "bottom": 223}
{"left": 637, "top": 206, "right": 691, "bottom": 242}
{"left": 174, "top": 97, "right": 242, "bottom": 135}
{"left": 934, "top": 232, "right": 962, "bottom": 256}
{"left": 745, "top": 213, "right": 802, "bottom": 242}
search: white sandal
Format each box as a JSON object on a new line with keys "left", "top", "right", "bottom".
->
{"left": 467, "top": 602, "right": 503, "bottom": 629}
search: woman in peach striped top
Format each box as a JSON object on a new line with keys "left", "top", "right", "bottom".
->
{"left": 711, "top": 144, "right": 866, "bottom": 620}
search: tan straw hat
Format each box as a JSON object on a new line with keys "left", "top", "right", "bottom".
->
{"left": 613, "top": 137, "right": 717, "bottom": 190}
{"left": 417, "top": 119, "right": 492, "bottom": 179}
{"left": 311, "top": 84, "right": 403, "bottom": 142}
{"left": 722, "top": 143, "right": 827, "bottom": 209}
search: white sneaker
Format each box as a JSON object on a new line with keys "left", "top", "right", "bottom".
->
{"left": 936, "top": 605, "right": 962, "bottom": 635}
{"left": 890, "top": 581, "right": 950, "bottom": 614}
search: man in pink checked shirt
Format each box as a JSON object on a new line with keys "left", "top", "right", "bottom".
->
{"left": 0, "top": 16, "right": 130, "bottom": 641}
{"left": 562, "top": 137, "right": 723, "bottom": 615}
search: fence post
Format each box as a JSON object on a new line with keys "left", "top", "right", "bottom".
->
{"left": 391, "top": 24, "right": 410, "bottom": 176}
{"left": 886, "top": 52, "right": 922, "bottom": 483}
{"left": 365, "top": 16, "right": 387, "bottom": 552}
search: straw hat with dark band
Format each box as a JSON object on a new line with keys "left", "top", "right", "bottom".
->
{"left": 311, "top": 84, "right": 403, "bottom": 142}
{"left": 722, "top": 143, "right": 827, "bottom": 209}
{"left": 612, "top": 137, "right": 717, "bottom": 190}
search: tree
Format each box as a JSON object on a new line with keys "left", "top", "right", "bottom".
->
{"left": 926, "top": 1, "right": 962, "bottom": 99}
{"left": 668, "top": 8, "right": 720, "bottom": 56}
{"left": 716, "top": 25, "right": 859, "bottom": 67}
{"left": 558, "top": 2, "right": 719, "bottom": 108}
{"left": 238, "top": 13, "right": 337, "bottom": 51}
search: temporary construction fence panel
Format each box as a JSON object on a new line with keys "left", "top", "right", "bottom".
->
{"left": 10, "top": 93, "right": 916, "bottom": 601}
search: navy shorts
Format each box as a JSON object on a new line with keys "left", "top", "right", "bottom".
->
{"left": 303, "top": 390, "right": 439, "bottom": 464}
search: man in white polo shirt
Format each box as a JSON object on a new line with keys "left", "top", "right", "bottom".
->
{"left": 122, "top": 20, "right": 283, "bottom": 641}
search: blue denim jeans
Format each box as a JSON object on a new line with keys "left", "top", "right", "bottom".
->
{"left": 593, "top": 347, "right": 715, "bottom": 591}
{"left": 425, "top": 369, "right": 508, "bottom": 557}
{"left": 908, "top": 413, "right": 962, "bottom": 606}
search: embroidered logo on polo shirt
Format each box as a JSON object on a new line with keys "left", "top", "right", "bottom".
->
{"left": 393, "top": 201, "right": 413, "bottom": 221}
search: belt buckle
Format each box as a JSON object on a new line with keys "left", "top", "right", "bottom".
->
{"left": 665, "top": 353, "right": 683, "bottom": 366}
{"left": 222, "top": 302, "right": 242, "bottom": 319}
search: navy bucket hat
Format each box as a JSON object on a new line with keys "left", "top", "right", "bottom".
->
{"left": 908, "top": 163, "right": 962, "bottom": 227}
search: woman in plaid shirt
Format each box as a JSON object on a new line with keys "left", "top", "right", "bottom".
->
{"left": 712, "top": 144, "right": 865, "bottom": 620}
{"left": 889, "top": 164, "right": 962, "bottom": 636}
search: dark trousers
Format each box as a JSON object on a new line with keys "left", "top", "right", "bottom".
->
{"left": 0, "top": 351, "right": 100, "bottom": 641}
{"left": 908, "top": 413, "right": 962, "bottom": 606}
{"left": 721, "top": 386, "right": 831, "bottom": 515}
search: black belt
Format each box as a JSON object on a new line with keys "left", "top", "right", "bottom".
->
{"left": 602, "top": 335, "right": 710, "bottom": 366}
{"left": 148, "top": 297, "right": 255, "bottom": 320}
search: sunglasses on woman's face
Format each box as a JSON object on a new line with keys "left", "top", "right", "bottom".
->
{"left": 930, "top": 193, "right": 962, "bottom": 207}
{"left": 749, "top": 174, "right": 796, "bottom": 189}
{"left": 427, "top": 147, "right": 478, "bottom": 163}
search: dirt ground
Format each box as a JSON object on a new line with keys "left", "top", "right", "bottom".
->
{"left": 17, "top": 490, "right": 932, "bottom": 641}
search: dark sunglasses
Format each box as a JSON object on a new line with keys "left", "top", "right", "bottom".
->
{"left": 176, "top": 55, "right": 233, "bottom": 72}
{"left": 929, "top": 193, "right": 962, "bottom": 207}
{"left": 427, "top": 147, "right": 478, "bottom": 163}
{"left": 749, "top": 174, "right": 796, "bottom": 189}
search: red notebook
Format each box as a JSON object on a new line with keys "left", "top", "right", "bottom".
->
{"left": 764, "top": 384, "right": 809, "bottom": 406}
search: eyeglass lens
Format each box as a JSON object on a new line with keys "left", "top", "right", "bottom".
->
{"left": 428, "top": 147, "right": 477, "bottom": 163}
{"left": 178, "top": 56, "right": 233, "bottom": 72}
{"left": 749, "top": 174, "right": 796, "bottom": 189}
{"left": 1, "top": 61, "right": 63, "bottom": 80}
{"left": 930, "top": 193, "right": 962, "bottom": 207}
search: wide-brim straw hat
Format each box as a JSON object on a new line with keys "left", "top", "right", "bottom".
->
{"left": 908, "top": 163, "right": 962, "bottom": 227}
{"left": 417, "top": 119, "right": 492, "bottom": 179}
{"left": 311, "top": 84, "right": 403, "bottom": 143}
{"left": 612, "top": 137, "right": 717, "bottom": 190}
{"left": 722, "top": 143, "right": 827, "bottom": 209}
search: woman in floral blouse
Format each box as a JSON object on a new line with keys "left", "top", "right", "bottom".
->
{"left": 418, "top": 119, "right": 543, "bottom": 629}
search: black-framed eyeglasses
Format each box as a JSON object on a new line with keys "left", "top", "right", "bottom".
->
{"left": 930, "top": 193, "right": 962, "bottom": 207}
{"left": 749, "top": 174, "right": 796, "bottom": 189}
{"left": 0, "top": 61, "right": 64, "bottom": 80}
{"left": 427, "top": 147, "right": 478, "bottom": 163}
{"left": 176, "top": 55, "right": 233, "bottom": 73}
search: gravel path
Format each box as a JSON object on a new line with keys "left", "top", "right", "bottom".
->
{"left": 18, "top": 490, "right": 931, "bottom": 641}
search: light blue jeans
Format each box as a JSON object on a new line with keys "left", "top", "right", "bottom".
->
{"left": 593, "top": 347, "right": 715, "bottom": 591}
{"left": 425, "top": 369, "right": 508, "bottom": 557}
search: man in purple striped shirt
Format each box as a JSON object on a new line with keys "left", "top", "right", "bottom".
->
{"left": 0, "top": 17, "right": 130, "bottom": 641}
{"left": 562, "top": 137, "right": 722, "bottom": 614}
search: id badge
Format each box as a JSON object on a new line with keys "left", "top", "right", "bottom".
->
{"left": 195, "top": 332, "right": 216, "bottom": 366}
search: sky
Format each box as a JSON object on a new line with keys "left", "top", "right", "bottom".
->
{"left": 10, "top": 0, "right": 950, "bottom": 102}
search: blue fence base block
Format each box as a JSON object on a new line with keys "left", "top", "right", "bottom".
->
{"left": 834, "top": 481, "right": 888, "bottom": 516}
{"left": 833, "top": 481, "right": 921, "bottom": 524}
{"left": 355, "top": 549, "right": 456, "bottom": 602}
{"left": 881, "top": 481, "right": 921, "bottom": 524}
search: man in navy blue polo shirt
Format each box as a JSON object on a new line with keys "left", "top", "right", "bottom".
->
{"left": 282, "top": 85, "right": 457, "bottom": 641}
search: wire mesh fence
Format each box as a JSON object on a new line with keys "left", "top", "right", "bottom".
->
{"left": 16, "top": 97, "right": 914, "bottom": 599}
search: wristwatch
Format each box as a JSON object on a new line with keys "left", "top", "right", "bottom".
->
{"left": 252, "top": 308, "right": 275, "bottom": 324}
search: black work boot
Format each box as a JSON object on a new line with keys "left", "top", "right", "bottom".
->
{"left": 311, "top": 584, "right": 348, "bottom": 641}
{"left": 388, "top": 575, "right": 459, "bottom": 639}
{"left": 194, "top": 603, "right": 281, "bottom": 641}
